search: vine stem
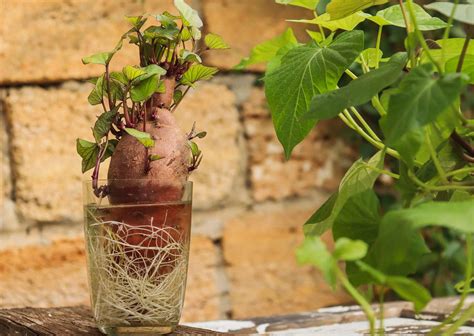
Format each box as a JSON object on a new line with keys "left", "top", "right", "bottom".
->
{"left": 406, "top": 0, "right": 443, "bottom": 74}
{"left": 364, "top": 164, "right": 400, "bottom": 179}
{"left": 442, "top": 0, "right": 460, "bottom": 65}
{"left": 105, "top": 64, "right": 114, "bottom": 110}
{"left": 445, "top": 167, "right": 474, "bottom": 178}
{"left": 350, "top": 107, "right": 382, "bottom": 142}
{"left": 378, "top": 287, "right": 385, "bottom": 335}
{"left": 375, "top": 26, "right": 383, "bottom": 69}
{"left": 442, "top": 304, "right": 474, "bottom": 336}
{"left": 338, "top": 111, "right": 402, "bottom": 162}
{"left": 398, "top": 0, "right": 416, "bottom": 66}
{"left": 457, "top": 36, "right": 471, "bottom": 73}
{"left": 425, "top": 129, "right": 448, "bottom": 183}
{"left": 337, "top": 268, "right": 376, "bottom": 336}
{"left": 313, "top": 11, "right": 326, "bottom": 41}
{"left": 429, "top": 235, "right": 473, "bottom": 335}
{"left": 408, "top": 169, "right": 474, "bottom": 192}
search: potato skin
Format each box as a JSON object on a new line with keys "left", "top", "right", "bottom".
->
{"left": 107, "top": 108, "right": 190, "bottom": 204}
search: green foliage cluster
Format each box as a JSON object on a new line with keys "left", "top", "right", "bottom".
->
{"left": 76, "top": 0, "right": 228, "bottom": 189}
{"left": 240, "top": 0, "right": 473, "bottom": 333}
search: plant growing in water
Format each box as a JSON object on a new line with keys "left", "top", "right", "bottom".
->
{"left": 240, "top": 0, "right": 473, "bottom": 334}
{"left": 77, "top": 0, "right": 228, "bottom": 332}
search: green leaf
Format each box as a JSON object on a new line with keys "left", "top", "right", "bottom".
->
{"left": 124, "top": 128, "right": 155, "bottom": 148}
{"left": 357, "top": 48, "right": 383, "bottom": 68}
{"left": 82, "top": 52, "right": 112, "bottom": 65}
{"left": 370, "top": 218, "right": 430, "bottom": 277}
{"left": 104, "top": 139, "right": 118, "bottom": 161}
{"left": 306, "top": 52, "right": 406, "bottom": 121}
{"left": 384, "top": 201, "right": 474, "bottom": 233}
{"left": 386, "top": 277, "right": 431, "bottom": 312}
{"left": 333, "top": 190, "right": 381, "bottom": 245}
{"left": 446, "top": 55, "right": 474, "bottom": 84}
{"left": 125, "top": 15, "right": 146, "bottom": 29}
{"left": 380, "top": 64, "right": 468, "bottom": 167}
{"left": 180, "top": 26, "right": 192, "bottom": 41}
{"left": 87, "top": 75, "right": 105, "bottom": 106}
{"left": 306, "top": 30, "right": 325, "bottom": 43}
{"left": 88, "top": 85, "right": 103, "bottom": 106}
{"left": 144, "top": 25, "right": 180, "bottom": 41}
{"left": 264, "top": 30, "right": 364, "bottom": 159}
{"left": 368, "top": 201, "right": 474, "bottom": 279}
{"left": 180, "top": 50, "right": 202, "bottom": 63}
{"left": 333, "top": 238, "right": 368, "bottom": 261}
{"left": 425, "top": 2, "right": 474, "bottom": 25}
{"left": 424, "top": 38, "right": 474, "bottom": 68}
{"left": 204, "top": 33, "right": 230, "bottom": 50}
{"left": 93, "top": 107, "right": 118, "bottom": 142}
{"left": 304, "top": 151, "right": 385, "bottom": 236}
{"left": 130, "top": 75, "right": 161, "bottom": 102}
{"left": 296, "top": 236, "right": 337, "bottom": 288}
{"left": 326, "top": 0, "right": 388, "bottom": 20}
{"left": 140, "top": 64, "right": 167, "bottom": 80}
{"left": 188, "top": 141, "right": 201, "bottom": 156}
{"left": 123, "top": 65, "right": 147, "bottom": 81}
{"left": 196, "top": 131, "right": 207, "bottom": 138}
{"left": 82, "top": 35, "right": 125, "bottom": 66}
{"left": 174, "top": 90, "right": 184, "bottom": 105}
{"left": 374, "top": 3, "right": 449, "bottom": 31}
{"left": 181, "top": 64, "right": 218, "bottom": 86}
{"left": 191, "top": 26, "right": 202, "bottom": 40}
{"left": 77, "top": 139, "right": 99, "bottom": 173}
{"left": 110, "top": 71, "right": 128, "bottom": 85}
{"left": 235, "top": 28, "right": 298, "bottom": 69}
{"left": 289, "top": 12, "right": 369, "bottom": 31}
{"left": 174, "top": 0, "right": 203, "bottom": 28}
{"left": 276, "top": 0, "right": 319, "bottom": 10}
{"left": 156, "top": 12, "right": 180, "bottom": 28}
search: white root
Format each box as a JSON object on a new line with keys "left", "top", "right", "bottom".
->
{"left": 85, "top": 209, "right": 189, "bottom": 326}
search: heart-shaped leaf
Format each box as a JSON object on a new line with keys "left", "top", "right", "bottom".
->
{"left": 124, "top": 128, "right": 155, "bottom": 148}
{"left": 264, "top": 30, "right": 364, "bottom": 158}
{"left": 327, "top": 0, "right": 388, "bottom": 20}
{"left": 236, "top": 28, "right": 298, "bottom": 69}
{"left": 373, "top": 3, "right": 448, "bottom": 31}
{"left": 174, "top": 0, "right": 203, "bottom": 28}
{"left": 425, "top": 2, "right": 474, "bottom": 25}
{"left": 131, "top": 75, "right": 161, "bottom": 102}
{"left": 181, "top": 64, "right": 218, "bottom": 86}
{"left": 289, "top": 12, "right": 370, "bottom": 31}
{"left": 204, "top": 33, "right": 230, "bottom": 50}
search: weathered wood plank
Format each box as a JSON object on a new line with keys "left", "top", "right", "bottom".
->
{"left": 2, "top": 297, "right": 474, "bottom": 335}
{"left": 0, "top": 306, "right": 224, "bottom": 336}
{"left": 185, "top": 297, "right": 474, "bottom": 334}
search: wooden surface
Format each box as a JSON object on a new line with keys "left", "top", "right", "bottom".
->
{"left": 186, "top": 296, "right": 474, "bottom": 335}
{"left": 0, "top": 306, "right": 224, "bottom": 336}
{"left": 1, "top": 297, "right": 474, "bottom": 335}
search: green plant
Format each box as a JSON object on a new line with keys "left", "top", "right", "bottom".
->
{"left": 240, "top": 0, "right": 473, "bottom": 334}
{"left": 77, "top": 0, "right": 228, "bottom": 199}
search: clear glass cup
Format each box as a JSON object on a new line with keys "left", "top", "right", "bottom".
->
{"left": 82, "top": 180, "right": 192, "bottom": 335}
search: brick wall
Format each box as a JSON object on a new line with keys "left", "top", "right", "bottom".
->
{"left": 0, "top": 0, "right": 353, "bottom": 321}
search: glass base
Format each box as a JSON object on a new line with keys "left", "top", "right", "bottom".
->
{"left": 98, "top": 325, "right": 176, "bottom": 335}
